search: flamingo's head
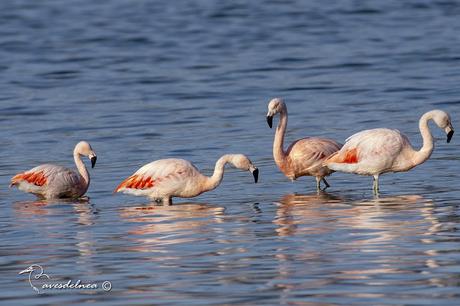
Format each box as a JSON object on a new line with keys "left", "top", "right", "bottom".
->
{"left": 266, "top": 98, "right": 287, "bottom": 128}
{"left": 230, "top": 154, "right": 259, "bottom": 183}
{"left": 75, "top": 141, "right": 98, "bottom": 168}
{"left": 19, "top": 265, "right": 37, "bottom": 275}
{"left": 431, "top": 110, "right": 454, "bottom": 143}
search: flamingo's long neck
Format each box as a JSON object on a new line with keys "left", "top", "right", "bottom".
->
{"left": 203, "top": 155, "right": 231, "bottom": 192}
{"left": 74, "top": 151, "right": 90, "bottom": 190}
{"left": 273, "top": 107, "right": 288, "bottom": 167}
{"left": 412, "top": 112, "right": 435, "bottom": 166}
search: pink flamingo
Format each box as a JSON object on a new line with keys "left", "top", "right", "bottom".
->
{"left": 115, "top": 154, "right": 258, "bottom": 205}
{"left": 10, "top": 141, "right": 97, "bottom": 199}
{"left": 325, "top": 110, "right": 454, "bottom": 193}
{"left": 266, "top": 98, "right": 342, "bottom": 190}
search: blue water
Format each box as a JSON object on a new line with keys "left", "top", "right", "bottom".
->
{"left": 1, "top": 0, "right": 459, "bottom": 305}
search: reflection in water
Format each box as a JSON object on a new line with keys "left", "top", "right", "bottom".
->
{"left": 271, "top": 192, "right": 349, "bottom": 298}
{"left": 12, "top": 199, "right": 98, "bottom": 262}
{"left": 119, "top": 202, "right": 226, "bottom": 254}
{"left": 274, "top": 192, "right": 347, "bottom": 237}
{"left": 13, "top": 198, "right": 96, "bottom": 226}
{"left": 2, "top": 0, "right": 460, "bottom": 303}
{"left": 271, "top": 192, "right": 457, "bottom": 297}
{"left": 274, "top": 192, "right": 434, "bottom": 238}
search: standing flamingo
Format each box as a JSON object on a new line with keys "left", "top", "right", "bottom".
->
{"left": 324, "top": 110, "right": 454, "bottom": 193}
{"left": 10, "top": 141, "right": 97, "bottom": 199}
{"left": 115, "top": 154, "right": 259, "bottom": 205}
{"left": 266, "top": 98, "right": 342, "bottom": 190}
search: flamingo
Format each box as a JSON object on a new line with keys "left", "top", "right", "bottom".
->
{"left": 10, "top": 141, "right": 97, "bottom": 199}
{"left": 115, "top": 154, "right": 259, "bottom": 205}
{"left": 324, "top": 109, "right": 454, "bottom": 193}
{"left": 266, "top": 98, "right": 342, "bottom": 190}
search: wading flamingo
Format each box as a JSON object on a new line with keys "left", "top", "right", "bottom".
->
{"left": 324, "top": 110, "right": 454, "bottom": 193}
{"left": 10, "top": 141, "right": 97, "bottom": 199}
{"left": 115, "top": 154, "right": 259, "bottom": 205}
{"left": 266, "top": 98, "right": 342, "bottom": 190}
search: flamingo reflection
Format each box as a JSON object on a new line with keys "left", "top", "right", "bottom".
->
{"left": 119, "top": 202, "right": 225, "bottom": 254}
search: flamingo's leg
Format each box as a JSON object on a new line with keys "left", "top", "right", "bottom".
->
{"left": 373, "top": 175, "right": 380, "bottom": 194}
{"left": 322, "top": 178, "right": 330, "bottom": 189}
{"left": 154, "top": 197, "right": 172, "bottom": 205}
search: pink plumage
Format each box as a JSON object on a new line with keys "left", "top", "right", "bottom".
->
{"left": 10, "top": 141, "right": 97, "bottom": 199}
{"left": 325, "top": 110, "right": 454, "bottom": 193}
{"left": 266, "top": 98, "right": 342, "bottom": 190}
{"left": 115, "top": 154, "right": 258, "bottom": 205}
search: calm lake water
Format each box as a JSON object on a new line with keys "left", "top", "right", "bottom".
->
{"left": 1, "top": 0, "right": 459, "bottom": 305}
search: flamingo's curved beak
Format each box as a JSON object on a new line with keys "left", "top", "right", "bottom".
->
{"left": 266, "top": 115, "right": 273, "bottom": 128}
{"left": 251, "top": 167, "right": 259, "bottom": 183}
{"left": 446, "top": 126, "right": 454, "bottom": 143}
{"left": 90, "top": 156, "right": 97, "bottom": 168}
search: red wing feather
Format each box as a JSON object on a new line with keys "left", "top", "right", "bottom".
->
{"left": 327, "top": 148, "right": 359, "bottom": 164}
{"left": 10, "top": 171, "right": 47, "bottom": 187}
{"left": 343, "top": 148, "right": 359, "bottom": 163}
{"left": 115, "top": 174, "right": 155, "bottom": 192}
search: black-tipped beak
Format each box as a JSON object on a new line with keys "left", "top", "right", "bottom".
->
{"left": 90, "top": 156, "right": 97, "bottom": 168}
{"left": 251, "top": 168, "right": 259, "bottom": 183}
{"left": 447, "top": 130, "right": 454, "bottom": 143}
{"left": 266, "top": 116, "right": 273, "bottom": 128}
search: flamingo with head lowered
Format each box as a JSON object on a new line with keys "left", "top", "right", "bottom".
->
{"left": 115, "top": 154, "right": 259, "bottom": 205}
{"left": 266, "top": 98, "right": 342, "bottom": 190}
{"left": 10, "top": 141, "right": 97, "bottom": 199}
{"left": 324, "top": 110, "right": 454, "bottom": 194}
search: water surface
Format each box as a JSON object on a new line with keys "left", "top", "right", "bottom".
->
{"left": 1, "top": 0, "right": 459, "bottom": 305}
